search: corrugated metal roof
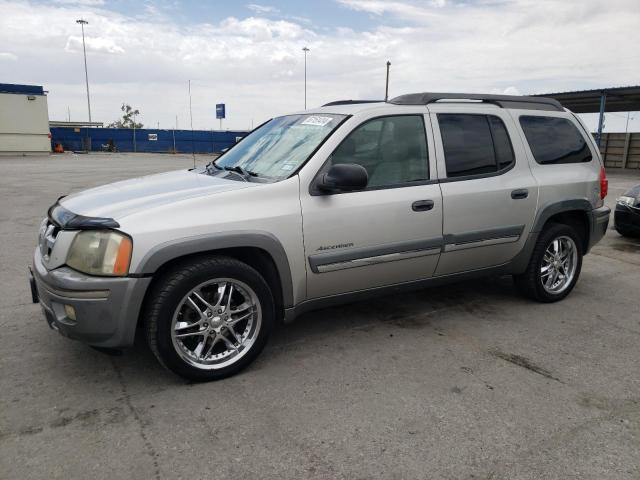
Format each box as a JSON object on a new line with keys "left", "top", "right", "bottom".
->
{"left": 532, "top": 85, "right": 640, "bottom": 113}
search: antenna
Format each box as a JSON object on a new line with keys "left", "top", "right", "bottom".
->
{"left": 385, "top": 61, "right": 391, "bottom": 102}
{"left": 188, "top": 80, "right": 195, "bottom": 168}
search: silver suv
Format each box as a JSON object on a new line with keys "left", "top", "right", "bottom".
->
{"left": 29, "top": 93, "right": 611, "bottom": 380}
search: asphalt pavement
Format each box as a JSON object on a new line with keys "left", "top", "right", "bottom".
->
{"left": 1, "top": 153, "right": 639, "bottom": 479}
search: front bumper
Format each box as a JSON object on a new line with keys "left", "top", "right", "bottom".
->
{"left": 31, "top": 248, "right": 151, "bottom": 348}
{"left": 614, "top": 204, "right": 640, "bottom": 235}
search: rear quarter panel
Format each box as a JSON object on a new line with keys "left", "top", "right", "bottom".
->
{"left": 507, "top": 109, "right": 602, "bottom": 216}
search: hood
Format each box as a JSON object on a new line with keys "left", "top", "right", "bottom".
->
{"left": 622, "top": 184, "right": 640, "bottom": 200}
{"left": 60, "top": 169, "right": 255, "bottom": 220}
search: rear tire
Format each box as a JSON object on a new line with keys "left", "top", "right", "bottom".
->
{"left": 514, "top": 223, "right": 583, "bottom": 303}
{"left": 145, "top": 255, "right": 274, "bottom": 381}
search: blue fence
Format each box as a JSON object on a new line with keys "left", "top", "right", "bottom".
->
{"left": 50, "top": 127, "right": 248, "bottom": 154}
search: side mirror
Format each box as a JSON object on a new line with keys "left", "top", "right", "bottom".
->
{"left": 317, "top": 163, "right": 368, "bottom": 193}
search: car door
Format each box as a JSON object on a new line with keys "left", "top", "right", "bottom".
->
{"left": 429, "top": 104, "right": 538, "bottom": 276}
{"left": 299, "top": 112, "right": 443, "bottom": 299}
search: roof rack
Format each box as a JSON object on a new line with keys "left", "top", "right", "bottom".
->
{"left": 322, "top": 99, "right": 384, "bottom": 107}
{"left": 389, "top": 92, "right": 563, "bottom": 111}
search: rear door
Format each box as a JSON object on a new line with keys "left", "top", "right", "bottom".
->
{"left": 299, "top": 111, "right": 443, "bottom": 299}
{"left": 429, "top": 104, "right": 538, "bottom": 275}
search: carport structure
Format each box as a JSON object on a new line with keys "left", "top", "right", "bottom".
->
{"left": 533, "top": 85, "right": 640, "bottom": 146}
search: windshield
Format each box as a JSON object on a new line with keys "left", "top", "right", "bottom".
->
{"left": 213, "top": 113, "right": 346, "bottom": 180}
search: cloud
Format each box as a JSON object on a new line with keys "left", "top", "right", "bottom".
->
{"left": 336, "top": 0, "right": 441, "bottom": 21}
{"left": 65, "top": 35, "right": 125, "bottom": 54}
{"left": 0, "top": 52, "right": 18, "bottom": 61}
{"left": 0, "top": 0, "right": 638, "bottom": 132}
{"left": 246, "top": 4, "right": 280, "bottom": 15}
{"left": 490, "top": 86, "right": 522, "bottom": 96}
{"left": 51, "top": 0, "right": 105, "bottom": 5}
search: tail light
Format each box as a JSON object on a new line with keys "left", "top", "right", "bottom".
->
{"left": 599, "top": 166, "right": 608, "bottom": 199}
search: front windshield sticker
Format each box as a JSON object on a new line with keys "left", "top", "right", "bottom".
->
{"left": 280, "top": 163, "right": 295, "bottom": 171}
{"left": 301, "top": 116, "right": 334, "bottom": 127}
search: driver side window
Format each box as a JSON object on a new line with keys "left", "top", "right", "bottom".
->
{"left": 330, "top": 115, "right": 429, "bottom": 188}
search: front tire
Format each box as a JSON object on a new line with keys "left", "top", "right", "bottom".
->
{"left": 514, "top": 223, "right": 583, "bottom": 302}
{"left": 145, "top": 256, "right": 274, "bottom": 381}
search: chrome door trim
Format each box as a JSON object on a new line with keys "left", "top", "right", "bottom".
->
{"left": 308, "top": 237, "right": 443, "bottom": 274}
{"left": 443, "top": 235, "right": 519, "bottom": 252}
{"left": 443, "top": 224, "right": 525, "bottom": 252}
{"left": 315, "top": 247, "right": 441, "bottom": 273}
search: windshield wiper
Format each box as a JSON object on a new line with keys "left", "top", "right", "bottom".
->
{"left": 223, "top": 165, "right": 259, "bottom": 178}
{"left": 206, "top": 162, "right": 223, "bottom": 174}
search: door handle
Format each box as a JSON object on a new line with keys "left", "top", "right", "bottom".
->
{"left": 511, "top": 189, "right": 529, "bottom": 200}
{"left": 412, "top": 200, "right": 435, "bottom": 212}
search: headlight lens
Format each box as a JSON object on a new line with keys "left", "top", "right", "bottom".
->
{"left": 617, "top": 196, "right": 637, "bottom": 207}
{"left": 66, "top": 230, "right": 132, "bottom": 276}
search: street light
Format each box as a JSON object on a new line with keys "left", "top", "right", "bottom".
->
{"left": 302, "top": 46, "right": 310, "bottom": 109}
{"left": 76, "top": 19, "right": 92, "bottom": 123}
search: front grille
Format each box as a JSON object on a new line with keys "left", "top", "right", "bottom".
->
{"left": 39, "top": 220, "right": 60, "bottom": 260}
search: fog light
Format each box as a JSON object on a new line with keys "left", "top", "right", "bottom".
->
{"left": 64, "top": 304, "right": 76, "bottom": 321}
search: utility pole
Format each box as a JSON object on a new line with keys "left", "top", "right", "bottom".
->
{"left": 385, "top": 61, "right": 391, "bottom": 102}
{"left": 76, "top": 19, "right": 92, "bottom": 123}
{"left": 302, "top": 47, "right": 310, "bottom": 109}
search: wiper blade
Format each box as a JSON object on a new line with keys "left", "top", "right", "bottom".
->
{"left": 205, "top": 162, "right": 223, "bottom": 174}
{"left": 223, "top": 165, "right": 259, "bottom": 177}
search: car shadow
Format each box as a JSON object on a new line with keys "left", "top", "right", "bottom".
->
{"left": 94, "top": 274, "right": 524, "bottom": 386}
{"left": 269, "top": 274, "right": 521, "bottom": 350}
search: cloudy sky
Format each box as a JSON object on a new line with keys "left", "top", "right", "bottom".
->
{"left": 1, "top": 0, "right": 639, "bottom": 131}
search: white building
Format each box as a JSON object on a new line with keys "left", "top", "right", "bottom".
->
{"left": 0, "top": 84, "right": 50, "bottom": 155}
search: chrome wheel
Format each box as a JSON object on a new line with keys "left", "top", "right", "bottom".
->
{"left": 170, "top": 278, "right": 261, "bottom": 370}
{"left": 540, "top": 235, "right": 578, "bottom": 294}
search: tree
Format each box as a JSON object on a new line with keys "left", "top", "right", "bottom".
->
{"left": 107, "top": 103, "right": 144, "bottom": 129}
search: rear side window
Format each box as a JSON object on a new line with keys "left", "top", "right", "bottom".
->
{"left": 519, "top": 116, "right": 592, "bottom": 164}
{"left": 438, "top": 114, "right": 515, "bottom": 178}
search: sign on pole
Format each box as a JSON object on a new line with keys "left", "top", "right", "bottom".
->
{"left": 216, "top": 104, "right": 226, "bottom": 119}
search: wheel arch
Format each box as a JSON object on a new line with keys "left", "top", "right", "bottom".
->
{"left": 134, "top": 231, "right": 294, "bottom": 325}
{"left": 509, "top": 200, "right": 593, "bottom": 274}
{"left": 531, "top": 200, "right": 592, "bottom": 253}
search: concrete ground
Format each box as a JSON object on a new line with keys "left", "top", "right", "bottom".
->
{"left": 1, "top": 153, "right": 639, "bottom": 480}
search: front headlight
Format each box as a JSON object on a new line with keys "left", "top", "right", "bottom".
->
{"left": 66, "top": 230, "right": 132, "bottom": 276}
{"left": 617, "top": 196, "right": 637, "bottom": 207}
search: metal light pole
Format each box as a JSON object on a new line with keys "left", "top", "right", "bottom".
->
{"left": 76, "top": 19, "right": 92, "bottom": 123}
{"left": 302, "top": 47, "right": 310, "bottom": 109}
